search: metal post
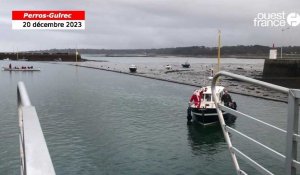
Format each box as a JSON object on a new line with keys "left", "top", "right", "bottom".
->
{"left": 212, "top": 71, "right": 291, "bottom": 174}
{"left": 285, "top": 90, "right": 299, "bottom": 175}
{"left": 217, "top": 30, "right": 221, "bottom": 73}
{"left": 212, "top": 75, "right": 241, "bottom": 175}
{"left": 76, "top": 49, "right": 78, "bottom": 62}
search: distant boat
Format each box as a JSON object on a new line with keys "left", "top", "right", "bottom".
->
{"left": 129, "top": 65, "right": 137, "bottom": 73}
{"left": 18, "top": 58, "right": 28, "bottom": 61}
{"left": 3, "top": 58, "right": 10, "bottom": 61}
{"left": 54, "top": 58, "right": 62, "bottom": 62}
{"left": 2, "top": 67, "right": 40, "bottom": 71}
{"left": 182, "top": 60, "right": 190, "bottom": 68}
{"left": 165, "top": 64, "right": 172, "bottom": 70}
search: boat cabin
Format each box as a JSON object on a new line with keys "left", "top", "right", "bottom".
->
{"left": 191, "top": 86, "right": 224, "bottom": 109}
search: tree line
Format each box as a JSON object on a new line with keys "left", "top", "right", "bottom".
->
{"left": 34, "top": 45, "right": 300, "bottom": 57}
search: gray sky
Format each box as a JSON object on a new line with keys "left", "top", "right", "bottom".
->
{"left": 0, "top": 0, "right": 300, "bottom": 51}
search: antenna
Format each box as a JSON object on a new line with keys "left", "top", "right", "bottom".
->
{"left": 215, "top": 30, "right": 222, "bottom": 85}
{"left": 17, "top": 48, "right": 19, "bottom": 60}
{"left": 75, "top": 45, "right": 78, "bottom": 63}
{"left": 217, "top": 30, "right": 221, "bottom": 73}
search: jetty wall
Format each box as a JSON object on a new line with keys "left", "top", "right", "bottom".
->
{"left": 67, "top": 63, "right": 287, "bottom": 103}
{"left": 263, "top": 59, "right": 300, "bottom": 78}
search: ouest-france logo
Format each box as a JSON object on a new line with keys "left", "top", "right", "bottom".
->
{"left": 253, "top": 12, "right": 300, "bottom": 27}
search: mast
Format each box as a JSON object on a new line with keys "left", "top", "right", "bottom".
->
{"left": 76, "top": 49, "right": 78, "bottom": 62}
{"left": 217, "top": 30, "right": 221, "bottom": 73}
{"left": 75, "top": 45, "right": 78, "bottom": 63}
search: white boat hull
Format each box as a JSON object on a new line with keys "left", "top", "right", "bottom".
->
{"left": 2, "top": 67, "right": 40, "bottom": 71}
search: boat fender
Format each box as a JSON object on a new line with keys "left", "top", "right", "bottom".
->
{"left": 187, "top": 107, "right": 192, "bottom": 121}
{"left": 232, "top": 101, "right": 237, "bottom": 110}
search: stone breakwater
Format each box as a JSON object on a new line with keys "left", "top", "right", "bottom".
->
{"left": 67, "top": 61, "right": 288, "bottom": 102}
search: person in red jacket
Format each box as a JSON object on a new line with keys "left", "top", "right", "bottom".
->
{"left": 189, "top": 90, "right": 200, "bottom": 108}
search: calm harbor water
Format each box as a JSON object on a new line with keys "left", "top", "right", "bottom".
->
{"left": 0, "top": 58, "right": 292, "bottom": 174}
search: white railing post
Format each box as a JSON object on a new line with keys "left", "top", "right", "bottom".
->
{"left": 212, "top": 75, "right": 242, "bottom": 175}
{"left": 285, "top": 90, "right": 300, "bottom": 175}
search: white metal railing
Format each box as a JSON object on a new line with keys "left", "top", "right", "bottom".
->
{"left": 212, "top": 71, "right": 300, "bottom": 175}
{"left": 17, "top": 81, "right": 56, "bottom": 175}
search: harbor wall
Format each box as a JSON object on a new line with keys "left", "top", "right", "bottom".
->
{"left": 263, "top": 59, "right": 300, "bottom": 78}
{"left": 0, "top": 52, "right": 82, "bottom": 62}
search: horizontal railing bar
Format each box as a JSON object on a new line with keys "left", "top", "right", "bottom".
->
{"left": 17, "top": 81, "right": 55, "bottom": 175}
{"left": 238, "top": 170, "right": 248, "bottom": 175}
{"left": 219, "top": 104, "right": 286, "bottom": 134}
{"left": 213, "top": 71, "right": 289, "bottom": 94}
{"left": 18, "top": 82, "right": 32, "bottom": 107}
{"left": 292, "top": 160, "right": 300, "bottom": 170}
{"left": 19, "top": 134, "right": 25, "bottom": 174}
{"left": 226, "top": 126, "right": 286, "bottom": 162}
{"left": 290, "top": 89, "right": 300, "bottom": 98}
{"left": 231, "top": 147, "right": 274, "bottom": 175}
{"left": 22, "top": 106, "right": 56, "bottom": 175}
{"left": 293, "top": 134, "right": 300, "bottom": 143}
{"left": 211, "top": 71, "right": 294, "bottom": 175}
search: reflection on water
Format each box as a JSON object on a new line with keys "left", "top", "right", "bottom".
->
{"left": 187, "top": 124, "right": 226, "bottom": 155}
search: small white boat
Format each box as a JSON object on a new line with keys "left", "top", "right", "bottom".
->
{"left": 129, "top": 65, "right": 137, "bottom": 73}
{"left": 54, "top": 58, "right": 62, "bottom": 62}
{"left": 3, "top": 58, "right": 10, "bottom": 61}
{"left": 165, "top": 65, "right": 172, "bottom": 70}
{"left": 2, "top": 67, "right": 40, "bottom": 71}
{"left": 187, "top": 86, "right": 237, "bottom": 125}
{"left": 18, "top": 58, "right": 28, "bottom": 61}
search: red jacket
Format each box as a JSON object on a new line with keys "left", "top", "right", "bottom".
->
{"left": 190, "top": 92, "right": 203, "bottom": 108}
{"left": 190, "top": 94, "right": 199, "bottom": 107}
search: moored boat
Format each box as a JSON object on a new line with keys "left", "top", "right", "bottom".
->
{"left": 187, "top": 86, "right": 237, "bottom": 126}
{"left": 129, "top": 64, "right": 137, "bottom": 73}
{"left": 18, "top": 58, "right": 28, "bottom": 61}
{"left": 165, "top": 64, "right": 172, "bottom": 70}
{"left": 182, "top": 61, "right": 190, "bottom": 68}
{"left": 54, "top": 58, "right": 62, "bottom": 62}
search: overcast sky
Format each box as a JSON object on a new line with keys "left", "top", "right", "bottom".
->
{"left": 0, "top": 0, "right": 299, "bottom": 51}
